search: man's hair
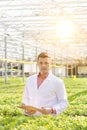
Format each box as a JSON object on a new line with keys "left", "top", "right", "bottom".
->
{"left": 37, "top": 52, "right": 50, "bottom": 60}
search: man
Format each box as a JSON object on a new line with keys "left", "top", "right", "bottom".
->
{"left": 22, "top": 52, "right": 68, "bottom": 116}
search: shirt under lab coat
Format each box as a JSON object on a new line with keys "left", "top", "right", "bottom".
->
{"left": 22, "top": 72, "right": 68, "bottom": 116}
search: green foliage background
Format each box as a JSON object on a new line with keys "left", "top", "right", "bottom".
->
{"left": 0, "top": 77, "right": 87, "bottom": 130}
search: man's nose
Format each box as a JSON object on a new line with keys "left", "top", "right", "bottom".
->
{"left": 42, "top": 63, "right": 46, "bottom": 67}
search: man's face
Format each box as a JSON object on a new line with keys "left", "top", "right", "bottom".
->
{"left": 37, "top": 57, "right": 51, "bottom": 74}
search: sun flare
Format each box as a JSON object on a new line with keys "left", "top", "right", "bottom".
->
{"left": 56, "top": 19, "right": 76, "bottom": 38}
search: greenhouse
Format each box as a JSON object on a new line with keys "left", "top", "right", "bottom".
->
{"left": 0, "top": 1, "right": 87, "bottom": 130}
{"left": 0, "top": 0, "right": 87, "bottom": 80}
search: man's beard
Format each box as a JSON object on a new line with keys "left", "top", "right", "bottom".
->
{"left": 40, "top": 69, "right": 49, "bottom": 74}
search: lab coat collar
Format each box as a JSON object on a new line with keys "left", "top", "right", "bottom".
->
{"left": 37, "top": 71, "right": 52, "bottom": 81}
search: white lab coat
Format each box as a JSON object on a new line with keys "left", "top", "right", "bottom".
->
{"left": 22, "top": 72, "right": 68, "bottom": 116}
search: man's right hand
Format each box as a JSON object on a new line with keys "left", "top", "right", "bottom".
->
{"left": 25, "top": 109, "right": 36, "bottom": 115}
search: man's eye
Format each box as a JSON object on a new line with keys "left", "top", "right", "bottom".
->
{"left": 45, "top": 62, "right": 49, "bottom": 64}
{"left": 40, "top": 62, "right": 42, "bottom": 64}
{"left": 39, "top": 62, "right": 49, "bottom": 65}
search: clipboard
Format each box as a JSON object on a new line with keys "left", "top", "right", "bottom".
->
{"left": 18, "top": 104, "right": 43, "bottom": 113}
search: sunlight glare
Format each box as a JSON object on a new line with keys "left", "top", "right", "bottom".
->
{"left": 56, "top": 19, "right": 76, "bottom": 38}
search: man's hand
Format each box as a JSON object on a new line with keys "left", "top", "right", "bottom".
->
{"left": 24, "top": 107, "right": 52, "bottom": 115}
{"left": 19, "top": 104, "right": 54, "bottom": 115}
{"left": 40, "top": 107, "right": 52, "bottom": 115}
{"left": 25, "top": 109, "right": 36, "bottom": 115}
